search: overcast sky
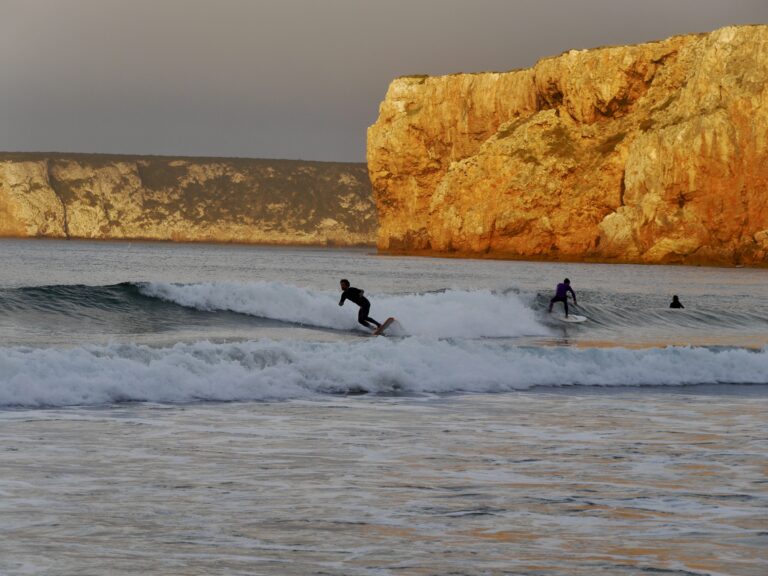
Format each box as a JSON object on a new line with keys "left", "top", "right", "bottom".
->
{"left": 2, "top": 0, "right": 766, "bottom": 162}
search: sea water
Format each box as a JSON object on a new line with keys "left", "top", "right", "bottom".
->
{"left": 0, "top": 239, "right": 766, "bottom": 575}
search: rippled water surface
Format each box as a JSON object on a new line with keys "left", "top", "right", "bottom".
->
{"left": 0, "top": 240, "right": 767, "bottom": 575}
{"left": 2, "top": 391, "right": 766, "bottom": 575}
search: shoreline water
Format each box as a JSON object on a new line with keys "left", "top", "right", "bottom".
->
{"left": 1, "top": 391, "right": 766, "bottom": 575}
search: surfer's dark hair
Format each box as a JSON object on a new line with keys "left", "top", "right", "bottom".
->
{"left": 340, "top": 278, "right": 350, "bottom": 286}
{"left": 564, "top": 278, "right": 570, "bottom": 283}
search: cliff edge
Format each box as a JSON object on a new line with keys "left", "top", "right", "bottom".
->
{"left": 367, "top": 25, "right": 768, "bottom": 266}
{"left": 0, "top": 153, "right": 376, "bottom": 246}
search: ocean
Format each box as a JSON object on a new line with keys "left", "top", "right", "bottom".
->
{"left": 0, "top": 239, "right": 766, "bottom": 575}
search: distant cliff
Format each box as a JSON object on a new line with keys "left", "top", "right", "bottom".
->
{"left": 367, "top": 25, "right": 768, "bottom": 266}
{"left": 0, "top": 153, "right": 376, "bottom": 246}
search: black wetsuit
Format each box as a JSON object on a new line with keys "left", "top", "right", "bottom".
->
{"left": 339, "top": 287, "right": 381, "bottom": 329}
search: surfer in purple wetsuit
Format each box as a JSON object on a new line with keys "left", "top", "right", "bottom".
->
{"left": 548, "top": 278, "right": 577, "bottom": 317}
{"left": 339, "top": 279, "right": 382, "bottom": 331}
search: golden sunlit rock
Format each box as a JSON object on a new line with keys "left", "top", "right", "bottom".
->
{"left": 367, "top": 25, "right": 768, "bottom": 266}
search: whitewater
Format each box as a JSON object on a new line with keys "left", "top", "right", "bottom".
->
{"left": 3, "top": 337, "right": 768, "bottom": 408}
{"left": 137, "top": 280, "right": 548, "bottom": 338}
{"left": 2, "top": 274, "right": 768, "bottom": 407}
{"left": 1, "top": 240, "right": 766, "bottom": 576}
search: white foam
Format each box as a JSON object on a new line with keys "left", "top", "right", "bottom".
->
{"left": 138, "top": 281, "right": 550, "bottom": 338}
{"left": 139, "top": 281, "right": 355, "bottom": 329}
{"left": 0, "top": 340, "right": 766, "bottom": 408}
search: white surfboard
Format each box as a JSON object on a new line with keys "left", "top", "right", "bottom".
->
{"left": 557, "top": 314, "right": 587, "bottom": 323}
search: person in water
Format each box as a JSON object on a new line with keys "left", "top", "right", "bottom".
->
{"left": 669, "top": 295, "right": 684, "bottom": 309}
{"left": 339, "top": 279, "right": 382, "bottom": 330}
{"left": 548, "top": 278, "right": 577, "bottom": 317}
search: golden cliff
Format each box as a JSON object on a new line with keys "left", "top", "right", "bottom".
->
{"left": 0, "top": 153, "right": 376, "bottom": 246}
{"left": 367, "top": 25, "right": 768, "bottom": 266}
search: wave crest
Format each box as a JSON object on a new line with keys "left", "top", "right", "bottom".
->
{"left": 138, "top": 281, "right": 550, "bottom": 338}
{"left": 1, "top": 340, "right": 766, "bottom": 408}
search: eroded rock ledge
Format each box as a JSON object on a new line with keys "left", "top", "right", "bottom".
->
{"left": 367, "top": 25, "right": 768, "bottom": 266}
{"left": 0, "top": 153, "right": 376, "bottom": 246}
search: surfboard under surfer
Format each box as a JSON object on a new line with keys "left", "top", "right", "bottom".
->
{"left": 339, "top": 279, "right": 382, "bottom": 331}
{"left": 548, "top": 278, "right": 577, "bottom": 317}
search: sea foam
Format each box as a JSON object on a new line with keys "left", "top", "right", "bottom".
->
{"left": 1, "top": 339, "right": 766, "bottom": 408}
{"left": 137, "top": 281, "right": 549, "bottom": 338}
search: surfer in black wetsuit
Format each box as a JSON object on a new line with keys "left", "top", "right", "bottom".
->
{"left": 339, "top": 279, "right": 382, "bottom": 330}
{"left": 669, "top": 295, "right": 684, "bottom": 309}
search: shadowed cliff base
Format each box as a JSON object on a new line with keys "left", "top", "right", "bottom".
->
{"left": 0, "top": 152, "right": 377, "bottom": 247}
{"left": 368, "top": 25, "right": 768, "bottom": 267}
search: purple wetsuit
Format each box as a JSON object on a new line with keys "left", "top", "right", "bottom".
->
{"left": 555, "top": 283, "right": 575, "bottom": 299}
{"left": 550, "top": 283, "right": 576, "bottom": 316}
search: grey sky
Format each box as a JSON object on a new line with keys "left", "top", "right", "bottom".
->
{"left": 2, "top": 0, "right": 766, "bottom": 162}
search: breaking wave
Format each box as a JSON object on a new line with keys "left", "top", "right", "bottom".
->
{"left": 136, "top": 281, "right": 550, "bottom": 338}
{"left": 4, "top": 281, "right": 767, "bottom": 339}
{"left": 1, "top": 339, "right": 766, "bottom": 408}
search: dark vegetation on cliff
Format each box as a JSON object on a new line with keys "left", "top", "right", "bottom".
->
{"left": 0, "top": 152, "right": 377, "bottom": 245}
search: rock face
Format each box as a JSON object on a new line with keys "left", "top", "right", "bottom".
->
{"left": 0, "top": 153, "right": 376, "bottom": 246}
{"left": 367, "top": 25, "right": 768, "bottom": 266}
